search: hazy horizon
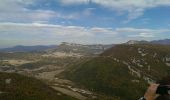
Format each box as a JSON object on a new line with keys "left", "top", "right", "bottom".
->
{"left": 0, "top": 38, "right": 170, "bottom": 49}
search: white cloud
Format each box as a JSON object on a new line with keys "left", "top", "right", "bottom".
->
{"left": 0, "top": 22, "right": 119, "bottom": 36}
{"left": 0, "top": 22, "right": 120, "bottom": 46}
{"left": 82, "top": 8, "right": 96, "bottom": 16}
{"left": 91, "top": 27, "right": 117, "bottom": 34}
{"left": 0, "top": 22, "right": 90, "bottom": 36}
{"left": 60, "top": 0, "right": 90, "bottom": 5}
{"left": 60, "top": 0, "right": 170, "bottom": 21}
{"left": 139, "top": 33, "right": 154, "bottom": 37}
{"left": 0, "top": 0, "right": 52, "bottom": 22}
{"left": 115, "top": 28, "right": 153, "bottom": 33}
{"left": 115, "top": 27, "right": 170, "bottom": 38}
{"left": 0, "top": 0, "right": 80, "bottom": 22}
{"left": 0, "top": 22, "right": 170, "bottom": 47}
{"left": 128, "top": 33, "right": 155, "bottom": 38}
{"left": 2, "top": 0, "right": 169, "bottom": 23}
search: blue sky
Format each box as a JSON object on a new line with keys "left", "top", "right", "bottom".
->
{"left": 0, "top": 0, "right": 170, "bottom": 48}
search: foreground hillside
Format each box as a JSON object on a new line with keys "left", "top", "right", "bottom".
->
{"left": 64, "top": 44, "right": 170, "bottom": 100}
{"left": 0, "top": 72, "right": 76, "bottom": 100}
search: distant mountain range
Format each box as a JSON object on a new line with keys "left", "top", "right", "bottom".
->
{"left": 0, "top": 45, "right": 57, "bottom": 52}
{"left": 0, "top": 39, "right": 169, "bottom": 53}
{"left": 126, "top": 39, "right": 170, "bottom": 45}
{"left": 0, "top": 42, "right": 113, "bottom": 55}
{"left": 151, "top": 39, "right": 170, "bottom": 45}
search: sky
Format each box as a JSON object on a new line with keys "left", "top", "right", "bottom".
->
{"left": 0, "top": 0, "right": 170, "bottom": 48}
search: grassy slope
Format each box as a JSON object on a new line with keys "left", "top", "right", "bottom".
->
{"left": 0, "top": 72, "right": 77, "bottom": 100}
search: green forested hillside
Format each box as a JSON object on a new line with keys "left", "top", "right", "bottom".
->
{"left": 64, "top": 44, "right": 170, "bottom": 100}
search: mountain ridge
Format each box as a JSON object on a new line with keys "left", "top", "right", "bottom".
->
{"left": 126, "top": 39, "right": 170, "bottom": 45}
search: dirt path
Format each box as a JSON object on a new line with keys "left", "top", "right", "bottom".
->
{"left": 51, "top": 86, "right": 87, "bottom": 100}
